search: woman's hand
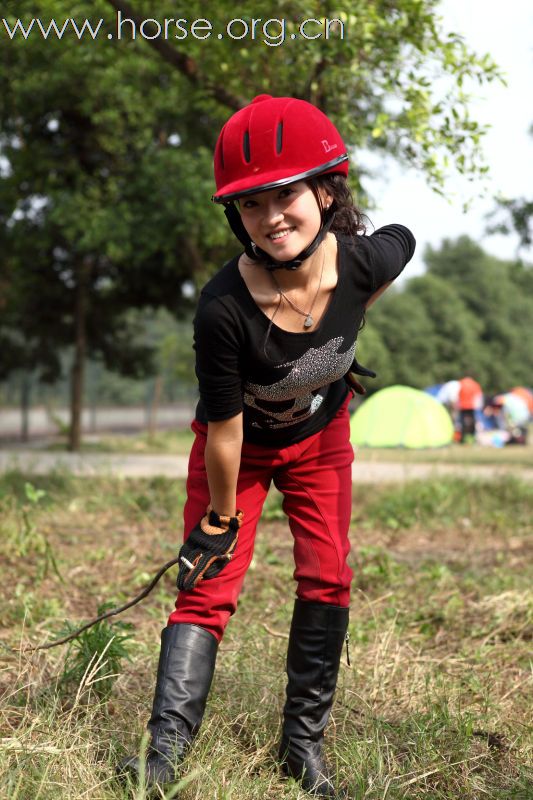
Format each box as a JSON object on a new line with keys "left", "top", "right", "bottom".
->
{"left": 177, "top": 507, "right": 244, "bottom": 590}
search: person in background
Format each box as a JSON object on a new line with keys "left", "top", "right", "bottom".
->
{"left": 484, "top": 393, "right": 529, "bottom": 445}
{"left": 119, "top": 94, "right": 415, "bottom": 798}
{"left": 456, "top": 376, "right": 484, "bottom": 443}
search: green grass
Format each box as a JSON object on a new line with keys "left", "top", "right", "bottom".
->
{"left": 0, "top": 473, "right": 531, "bottom": 798}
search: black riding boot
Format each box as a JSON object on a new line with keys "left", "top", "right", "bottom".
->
{"left": 278, "top": 600, "right": 349, "bottom": 799}
{"left": 119, "top": 623, "right": 218, "bottom": 788}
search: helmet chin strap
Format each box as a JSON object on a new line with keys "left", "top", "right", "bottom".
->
{"left": 223, "top": 203, "right": 258, "bottom": 261}
{"left": 223, "top": 198, "right": 335, "bottom": 271}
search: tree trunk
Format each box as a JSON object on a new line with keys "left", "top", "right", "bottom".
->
{"left": 68, "top": 260, "right": 91, "bottom": 451}
{"left": 20, "top": 372, "right": 31, "bottom": 443}
{"left": 87, "top": 360, "right": 98, "bottom": 434}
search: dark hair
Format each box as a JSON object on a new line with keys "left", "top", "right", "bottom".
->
{"left": 310, "top": 173, "right": 368, "bottom": 336}
{"left": 310, "top": 173, "right": 367, "bottom": 237}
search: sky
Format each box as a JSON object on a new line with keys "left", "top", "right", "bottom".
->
{"left": 367, "top": 0, "right": 533, "bottom": 279}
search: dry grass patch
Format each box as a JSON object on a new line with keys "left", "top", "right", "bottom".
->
{"left": 0, "top": 472, "right": 531, "bottom": 798}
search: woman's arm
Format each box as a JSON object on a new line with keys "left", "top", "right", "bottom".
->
{"left": 204, "top": 412, "right": 244, "bottom": 516}
{"left": 362, "top": 225, "right": 415, "bottom": 307}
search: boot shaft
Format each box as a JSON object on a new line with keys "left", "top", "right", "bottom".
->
{"left": 283, "top": 600, "right": 349, "bottom": 741}
{"left": 149, "top": 623, "right": 218, "bottom": 752}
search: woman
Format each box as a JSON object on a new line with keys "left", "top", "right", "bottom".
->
{"left": 120, "top": 94, "right": 415, "bottom": 798}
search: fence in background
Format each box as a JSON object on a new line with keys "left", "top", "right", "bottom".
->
{"left": 0, "top": 402, "right": 196, "bottom": 443}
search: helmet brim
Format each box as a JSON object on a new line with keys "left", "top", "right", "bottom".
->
{"left": 212, "top": 154, "right": 349, "bottom": 203}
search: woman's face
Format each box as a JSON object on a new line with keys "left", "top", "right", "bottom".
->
{"left": 238, "top": 181, "right": 330, "bottom": 261}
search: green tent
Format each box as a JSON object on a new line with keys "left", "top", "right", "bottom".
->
{"left": 350, "top": 385, "right": 454, "bottom": 449}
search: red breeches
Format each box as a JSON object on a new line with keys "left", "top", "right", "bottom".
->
{"left": 168, "top": 398, "right": 354, "bottom": 641}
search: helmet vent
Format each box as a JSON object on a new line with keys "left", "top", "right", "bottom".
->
{"left": 243, "top": 130, "right": 251, "bottom": 163}
{"left": 276, "top": 121, "right": 283, "bottom": 154}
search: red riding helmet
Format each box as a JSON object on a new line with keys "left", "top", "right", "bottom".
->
{"left": 213, "top": 94, "right": 349, "bottom": 203}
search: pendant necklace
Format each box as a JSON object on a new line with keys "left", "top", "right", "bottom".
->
{"left": 269, "top": 247, "right": 325, "bottom": 329}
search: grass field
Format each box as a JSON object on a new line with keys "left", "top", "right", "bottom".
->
{"left": 0, "top": 470, "right": 531, "bottom": 799}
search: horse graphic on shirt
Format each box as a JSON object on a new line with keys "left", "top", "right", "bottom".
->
{"left": 244, "top": 337, "right": 355, "bottom": 429}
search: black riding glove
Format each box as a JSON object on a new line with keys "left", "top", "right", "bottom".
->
{"left": 177, "top": 507, "right": 243, "bottom": 591}
{"left": 344, "top": 356, "right": 377, "bottom": 396}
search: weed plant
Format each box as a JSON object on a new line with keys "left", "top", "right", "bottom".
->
{"left": 0, "top": 472, "right": 531, "bottom": 798}
{"left": 58, "top": 604, "right": 134, "bottom": 701}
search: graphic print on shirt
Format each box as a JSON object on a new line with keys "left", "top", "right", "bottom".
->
{"left": 244, "top": 336, "right": 355, "bottom": 429}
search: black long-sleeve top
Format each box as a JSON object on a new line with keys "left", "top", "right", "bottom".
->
{"left": 193, "top": 224, "right": 415, "bottom": 446}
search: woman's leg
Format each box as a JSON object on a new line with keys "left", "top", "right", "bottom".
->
{"left": 120, "top": 423, "right": 275, "bottom": 787}
{"left": 274, "top": 398, "right": 354, "bottom": 606}
{"left": 274, "top": 399, "right": 353, "bottom": 798}
{"left": 169, "top": 421, "right": 274, "bottom": 640}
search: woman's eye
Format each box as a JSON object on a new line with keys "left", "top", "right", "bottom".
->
{"left": 242, "top": 200, "right": 258, "bottom": 209}
{"left": 279, "top": 188, "right": 294, "bottom": 198}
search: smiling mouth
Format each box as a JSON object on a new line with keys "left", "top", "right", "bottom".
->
{"left": 268, "top": 227, "right": 295, "bottom": 241}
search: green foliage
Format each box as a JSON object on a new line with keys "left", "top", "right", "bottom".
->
{"left": 0, "top": 0, "right": 503, "bottom": 393}
{"left": 58, "top": 604, "right": 134, "bottom": 700}
{"left": 423, "top": 236, "right": 533, "bottom": 390}
{"left": 359, "top": 235, "right": 533, "bottom": 393}
{"left": 358, "top": 475, "right": 533, "bottom": 532}
{"left": 14, "top": 482, "right": 63, "bottom": 582}
{"left": 106, "top": 0, "right": 502, "bottom": 194}
{"left": 353, "top": 545, "right": 403, "bottom": 590}
{"left": 0, "top": 468, "right": 77, "bottom": 505}
{"left": 404, "top": 273, "right": 483, "bottom": 380}
{"left": 262, "top": 488, "right": 285, "bottom": 521}
{"left": 363, "top": 289, "right": 437, "bottom": 389}
{"left": 488, "top": 195, "right": 533, "bottom": 254}
{"left": 353, "top": 323, "right": 395, "bottom": 392}
{"left": 361, "top": 478, "right": 461, "bottom": 529}
{"left": 0, "top": 0, "right": 224, "bottom": 439}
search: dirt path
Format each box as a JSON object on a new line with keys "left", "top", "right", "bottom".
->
{"left": 0, "top": 450, "right": 531, "bottom": 482}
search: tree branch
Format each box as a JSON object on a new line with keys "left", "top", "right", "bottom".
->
{"left": 106, "top": 0, "right": 245, "bottom": 110}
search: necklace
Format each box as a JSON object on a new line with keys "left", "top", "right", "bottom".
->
{"left": 269, "top": 247, "right": 325, "bottom": 329}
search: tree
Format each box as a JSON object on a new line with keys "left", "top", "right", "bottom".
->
{"left": 353, "top": 323, "right": 394, "bottom": 392}
{"left": 488, "top": 196, "right": 533, "bottom": 254}
{"left": 361, "top": 288, "right": 438, "bottom": 389}
{"left": 106, "top": 0, "right": 502, "bottom": 195}
{"left": 0, "top": 0, "right": 504, "bottom": 447}
{"left": 423, "top": 236, "right": 533, "bottom": 391}
{"left": 357, "top": 237, "right": 533, "bottom": 394}
{"left": 403, "top": 273, "right": 483, "bottom": 381}
{"left": 0, "top": 0, "right": 229, "bottom": 447}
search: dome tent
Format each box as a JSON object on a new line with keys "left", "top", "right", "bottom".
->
{"left": 350, "top": 385, "right": 454, "bottom": 449}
